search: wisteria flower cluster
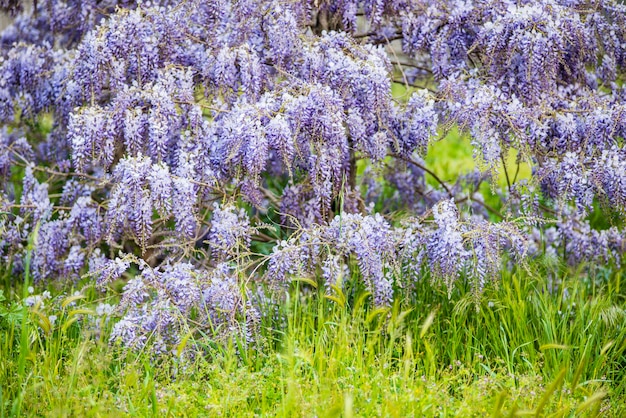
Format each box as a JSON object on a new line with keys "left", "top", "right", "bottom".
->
{"left": 107, "top": 258, "right": 259, "bottom": 356}
{"left": 267, "top": 200, "right": 527, "bottom": 305}
{"left": 1, "top": 0, "right": 626, "bottom": 355}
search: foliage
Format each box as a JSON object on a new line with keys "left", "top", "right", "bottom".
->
{"left": 1, "top": 0, "right": 626, "bottom": 368}
{"left": 0, "top": 262, "right": 624, "bottom": 416}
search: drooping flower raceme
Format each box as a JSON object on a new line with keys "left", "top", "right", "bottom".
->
{"left": 1, "top": 0, "right": 625, "bottom": 356}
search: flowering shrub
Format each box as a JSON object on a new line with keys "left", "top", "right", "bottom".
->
{"left": 1, "top": 0, "right": 625, "bottom": 355}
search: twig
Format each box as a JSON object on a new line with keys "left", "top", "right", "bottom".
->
{"left": 455, "top": 195, "right": 504, "bottom": 219}
{"left": 390, "top": 60, "right": 433, "bottom": 74}
{"left": 384, "top": 33, "right": 410, "bottom": 92}
{"left": 392, "top": 78, "right": 437, "bottom": 94}
{"left": 512, "top": 158, "right": 521, "bottom": 185}
{"left": 500, "top": 152, "right": 512, "bottom": 192}
{"left": 389, "top": 153, "right": 452, "bottom": 197}
{"left": 10, "top": 204, "right": 73, "bottom": 211}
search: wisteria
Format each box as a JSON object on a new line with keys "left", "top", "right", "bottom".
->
{"left": 109, "top": 259, "right": 260, "bottom": 354}
{"left": 1, "top": 0, "right": 626, "bottom": 356}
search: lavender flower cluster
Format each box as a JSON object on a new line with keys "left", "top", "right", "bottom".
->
{"left": 108, "top": 260, "right": 259, "bottom": 355}
{"left": 266, "top": 200, "right": 527, "bottom": 305}
{"left": 1, "top": 0, "right": 626, "bottom": 355}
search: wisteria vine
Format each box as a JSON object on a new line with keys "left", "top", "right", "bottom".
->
{"left": 1, "top": 0, "right": 626, "bottom": 355}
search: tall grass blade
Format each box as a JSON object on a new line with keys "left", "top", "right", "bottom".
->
{"left": 534, "top": 368, "right": 566, "bottom": 416}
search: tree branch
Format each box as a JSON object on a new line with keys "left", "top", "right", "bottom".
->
{"left": 389, "top": 153, "right": 452, "bottom": 197}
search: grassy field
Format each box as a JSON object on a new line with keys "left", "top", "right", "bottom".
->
{"left": 1, "top": 257, "right": 625, "bottom": 416}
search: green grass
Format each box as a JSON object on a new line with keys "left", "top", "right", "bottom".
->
{"left": 1, "top": 260, "right": 624, "bottom": 417}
